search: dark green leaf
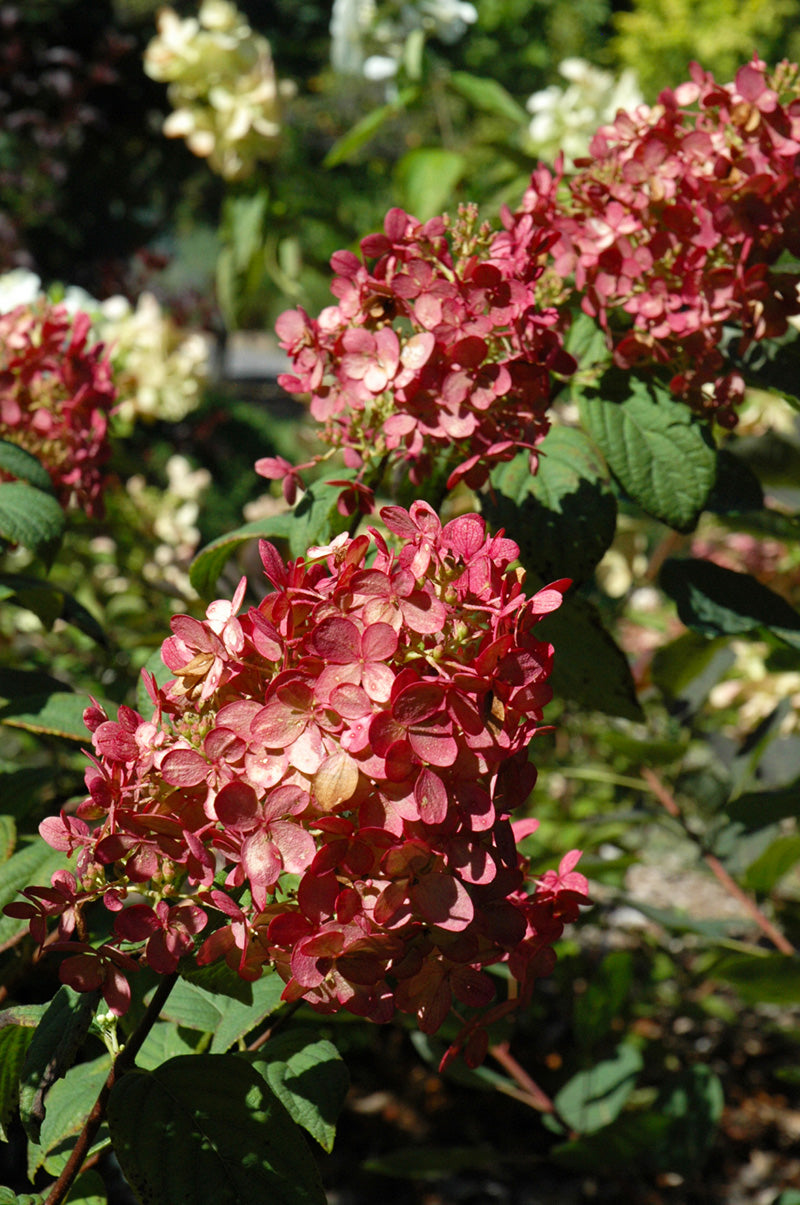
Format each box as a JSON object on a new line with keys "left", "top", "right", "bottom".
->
{"left": 660, "top": 558, "right": 800, "bottom": 649}
{"left": 190, "top": 513, "right": 295, "bottom": 599}
{"left": 534, "top": 593, "right": 642, "bottom": 720}
{"left": 742, "top": 834, "right": 800, "bottom": 894}
{"left": 286, "top": 479, "right": 351, "bottom": 558}
{"left": 447, "top": 71, "right": 528, "bottom": 122}
{"left": 107, "top": 1054, "right": 325, "bottom": 1205}
{"left": 551, "top": 1043, "right": 642, "bottom": 1135}
{"left": 250, "top": 1032, "right": 349, "bottom": 1152}
{"left": 577, "top": 371, "right": 716, "bottom": 531}
{"left": 0, "top": 440, "right": 53, "bottom": 492}
{"left": 0, "top": 691, "right": 114, "bottom": 741}
{"left": 0, "top": 482, "right": 65, "bottom": 557}
{"left": 565, "top": 313, "right": 612, "bottom": 378}
{"left": 485, "top": 426, "right": 616, "bottom": 583}
{"left": 726, "top": 781, "right": 800, "bottom": 831}
{"left": 0, "top": 1188, "right": 43, "bottom": 1205}
{"left": 180, "top": 959, "right": 259, "bottom": 1006}
{"left": 704, "top": 449, "right": 764, "bottom": 514}
{"left": 65, "top": 1169, "right": 107, "bottom": 1205}
{"left": 28, "top": 1055, "right": 111, "bottom": 1178}
{"left": 394, "top": 148, "right": 467, "bottom": 221}
{"left": 324, "top": 88, "right": 419, "bottom": 167}
{"left": 711, "top": 951, "right": 800, "bottom": 1004}
{"left": 615, "top": 899, "right": 744, "bottom": 939}
{"left": 0, "top": 666, "right": 71, "bottom": 699}
{"left": 157, "top": 973, "right": 284, "bottom": 1054}
{"left": 0, "top": 1021, "right": 37, "bottom": 1140}
{"left": 20, "top": 987, "right": 100, "bottom": 1143}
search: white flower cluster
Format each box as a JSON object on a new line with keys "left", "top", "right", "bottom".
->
{"left": 125, "top": 455, "right": 212, "bottom": 599}
{"left": 99, "top": 293, "right": 210, "bottom": 426}
{"left": 0, "top": 270, "right": 209, "bottom": 426}
{"left": 144, "top": 0, "right": 293, "bottom": 180}
{"left": 526, "top": 58, "right": 643, "bottom": 167}
{"left": 330, "top": 0, "right": 477, "bottom": 81}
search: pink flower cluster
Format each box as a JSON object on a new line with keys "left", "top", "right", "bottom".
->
{"left": 502, "top": 59, "right": 800, "bottom": 425}
{"left": 0, "top": 300, "right": 116, "bottom": 514}
{"left": 263, "top": 205, "right": 576, "bottom": 505}
{"left": 8, "top": 504, "right": 587, "bottom": 1062}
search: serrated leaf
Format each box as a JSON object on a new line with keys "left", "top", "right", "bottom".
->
{"left": 324, "top": 87, "right": 419, "bottom": 167}
{"left": 0, "top": 839, "right": 72, "bottom": 952}
{"left": 485, "top": 427, "right": 616, "bottom": 583}
{"left": 533, "top": 593, "right": 642, "bottom": 720}
{"left": 711, "top": 951, "right": 800, "bottom": 1004}
{"left": 742, "top": 834, "right": 800, "bottom": 894}
{"left": 0, "top": 482, "right": 65, "bottom": 556}
{"left": 0, "top": 439, "right": 53, "bottom": 492}
{"left": 0, "top": 1022, "right": 37, "bottom": 1140}
{"left": 107, "top": 1055, "right": 326, "bottom": 1205}
{"left": 394, "top": 148, "right": 467, "bottom": 221}
{"left": 577, "top": 371, "right": 716, "bottom": 531}
{"left": 0, "top": 691, "right": 110, "bottom": 741}
{"left": 447, "top": 71, "right": 528, "bottom": 123}
{"left": 190, "top": 513, "right": 294, "bottom": 599}
{"left": 27, "top": 1054, "right": 111, "bottom": 1178}
{"left": 158, "top": 973, "right": 284, "bottom": 1054}
{"left": 660, "top": 558, "right": 800, "bottom": 649}
{"left": 551, "top": 1043, "right": 642, "bottom": 1136}
{"left": 20, "top": 987, "right": 100, "bottom": 1144}
{"left": 250, "top": 1033, "right": 349, "bottom": 1152}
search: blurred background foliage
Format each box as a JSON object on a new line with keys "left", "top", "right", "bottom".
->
{"left": 3, "top": 2, "right": 800, "bottom": 1202}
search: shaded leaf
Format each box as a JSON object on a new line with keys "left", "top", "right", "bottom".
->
{"left": 742, "top": 834, "right": 800, "bottom": 894}
{"left": 20, "top": 986, "right": 100, "bottom": 1143}
{"left": 651, "top": 631, "right": 737, "bottom": 718}
{"left": 190, "top": 513, "right": 295, "bottom": 600}
{"left": 394, "top": 148, "right": 467, "bottom": 222}
{"left": 486, "top": 427, "right": 616, "bottom": 584}
{"left": 250, "top": 1032, "right": 349, "bottom": 1152}
{"left": 107, "top": 1054, "right": 325, "bottom": 1205}
{"left": 726, "top": 781, "right": 800, "bottom": 831}
{"left": 577, "top": 371, "right": 716, "bottom": 531}
{"left": 0, "top": 840, "right": 72, "bottom": 951}
{"left": 65, "top": 1170, "right": 107, "bottom": 1205}
{"left": 0, "top": 439, "right": 53, "bottom": 492}
{"left": 704, "top": 449, "right": 764, "bottom": 515}
{"left": 0, "top": 1019, "right": 38, "bottom": 1140}
{"left": 363, "top": 1144, "right": 503, "bottom": 1180}
{"left": 660, "top": 558, "right": 800, "bottom": 649}
{"left": 711, "top": 951, "right": 800, "bottom": 1004}
{"left": 551, "top": 1112, "right": 671, "bottom": 1175}
{"left": 0, "top": 692, "right": 111, "bottom": 741}
{"left": 28, "top": 1055, "right": 111, "bottom": 1178}
{"left": 573, "top": 951, "right": 634, "bottom": 1051}
{"left": 0, "top": 482, "right": 65, "bottom": 557}
{"left": 550, "top": 1043, "right": 643, "bottom": 1135}
{"left": 324, "top": 87, "right": 419, "bottom": 167}
{"left": 654, "top": 1065, "right": 724, "bottom": 1174}
{"left": 447, "top": 71, "right": 528, "bottom": 122}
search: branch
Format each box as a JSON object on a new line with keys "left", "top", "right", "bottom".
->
{"left": 642, "top": 767, "right": 795, "bottom": 956}
{"left": 43, "top": 973, "right": 179, "bottom": 1205}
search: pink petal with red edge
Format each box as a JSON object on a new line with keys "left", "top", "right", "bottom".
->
{"left": 411, "top": 873, "right": 474, "bottom": 931}
{"left": 414, "top": 767, "right": 448, "bottom": 826}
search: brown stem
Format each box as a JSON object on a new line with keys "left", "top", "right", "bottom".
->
{"left": 488, "top": 1042, "right": 575, "bottom": 1136}
{"left": 641, "top": 767, "right": 795, "bottom": 956}
{"left": 43, "top": 973, "right": 179, "bottom": 1205}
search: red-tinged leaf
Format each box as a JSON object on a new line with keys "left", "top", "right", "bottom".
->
{"left": 369, "top": 711, "right": 405, "bottom": 756}
{"left": 161, "top": 747, "right": 208, "bottom": 788}
{"left": 530, "top": 580, "right": 570, "bottom": 615}
{"left": 416, "top": 974, "right": 452, "bottom": 1035}
{"left": 314, "top": 750, "right": 360, "bottom": 812}
{"left": 414, "top": 767, "right": 449, "bottom": 826}
{"left": 114, "top": 905, "right": 160, "bottom": 942}
{"left": 411, "top": 873, "right": 474, "bottom": 931}
{"left": 170, "top": 614, "right": 214, "bottom": 648}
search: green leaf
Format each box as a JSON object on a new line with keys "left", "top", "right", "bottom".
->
{"left": 157, "top": 973, "right": 284, "bottom": 1054}
{"left": 660, "top": 558, "right": 800, "bottom": 649}
{"left": 20, "top": 987, "right": 100, "bottom": 1144}
{"left": 657, "top": 1066, "right": 724, "bottom": 1175}
{"left": 711, "top": 951, "right": 800, "bottom": 1004}
{"left": 180, "top": 959, "right": 260, "bottom": 1006}
{"left": 0, "top": 1188, "right": 43, "bottom": 1205}
{"left": 0, "top": 691, "right": 112, "bottom": 741}
{"left": 550, "top": 1043, "right": 643, "bottom": 1136}
{"left": 0, "top": 840, "right": 72, "bottom": 952}
{"left": 224, "top": 192, "right": 268, "bottom": 274}
{"left": 577, "top": 371, "right": 716, "bottom": 531}
{"left": 286, "top": 479, "right": 351, "bottom": 558}
{"left": 250, "top": 1032, "right": 349, "bottom": 1153}
{"left": 725, "top": 780, "right": 800, "bottom": 831}
{"left": 394, "top": 148, "right": 467, "bottom": 222}
{"left": 447, "top": 71, "right": 528, "bottom": 123}
{"left": 0, "top": 482, "right": 65, "bottom": 557}
{"left": 28, "top": 1054, "right": 111, "bottom": 1178}
{"left": 107, "top": 1054, "right": 326, "bottom": 1205}
{"left": 0, "top": 1017, "right": 38, "bottom": 1140}
{"left": 0, "top": 815, "right": 15, "bottom": 863}
{"left": 533, "top": 593, "right": 642, "bottom": 720}
{"left": 742, "top": 834, "right": 800, "bottom": 894}
{"left": 65, "top": 1170, "right": 107, "bottom": 1205}
{"left": 565, "top": 313, "right": 612, "bottom": 378}
{"left": 0, "top": 440, "right": 53, "bottom": 492}
{"left": 485, "top": 426, "right": 616, "bottom": 583}
{"left": 190, "top": 513, "right": 295, "bottom": 599}
{"left": 324, "top": 88, "right": 419, "bottom": 167}
{"left": 135, "top": 1021, "right": 200, "bottom": 1072}
{"left": 573, "top": 952, "right": 634, "bottom": 1051}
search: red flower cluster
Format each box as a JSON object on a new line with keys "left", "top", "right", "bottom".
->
{"left": 0, "top": 300, "right": 116, "bottom": 514}
{"left": 8, "top": 505, "right": 587, "bottom": 1059}
{"left": 263, "top": 205, "right": 575, "bottom": 503}
{"left": 502, "top": 59, "right": 800, "bottom": 425}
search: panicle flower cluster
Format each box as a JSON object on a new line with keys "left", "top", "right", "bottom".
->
{"left": 505, "top": 58, "right": 800, "bottom": 425}
{"left": 8, "top": 505, "right": 587, "bottom": 1061}
{"left": 266, "top": 204, "right": 576, "bottom": 505}
{"left": 0, "top": 299, "right": 116, "bottom": 514}
{"left": 330, "top": 0, "right": 478, "bottom": 82}
{"left": 98, "top": 293, "right": 210, "bottom": 426}
{"left": 144, "top": 0, "right": 294, "bottom": 181}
